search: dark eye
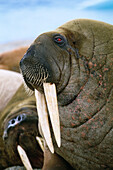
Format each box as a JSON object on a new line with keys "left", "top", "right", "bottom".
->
{"left": 54, "top": 35, "right": 65, "bottom": 46}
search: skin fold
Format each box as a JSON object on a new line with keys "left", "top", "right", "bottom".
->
{"left": 20, "top": 19, "right": 113, "bottom": 169}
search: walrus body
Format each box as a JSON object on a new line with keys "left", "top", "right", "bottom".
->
{"left": 20, "top": 19, "right": 113, "bottom": 169}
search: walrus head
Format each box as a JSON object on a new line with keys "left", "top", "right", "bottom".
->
{"left": 20, "top": 32, "right": 74, "bottom": 94}
{"left": 2, "top": 96, "right": 43, "bottom": 169}
{"left": 20, "top": 29, "right": 89, "bottom": 153}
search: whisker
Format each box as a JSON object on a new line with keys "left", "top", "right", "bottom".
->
{"left": 21, "top": 63, "right": 49, "bottom": 93}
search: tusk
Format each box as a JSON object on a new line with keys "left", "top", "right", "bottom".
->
{"left": 35, "top": 89, "right": 54, "bottom": 153}
{"left": 36, "top": 136, "right": 44, "bottom": 152}
{"left": 17, "top": 145, "right": 33, "bottom": 170}
{"left": 43, "top": 83, "right": 61, "bottom": 147}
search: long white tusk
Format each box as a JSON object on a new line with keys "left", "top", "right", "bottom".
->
{"left": 43, "top": 83, "right": 61, "bottom": 147}
{"left": 35, "top": 89, "right": 54, "bottom": 153}
{"left": 36, "top": 136, "right": 44, "bottom": 152}
{"left": 17, "top": 145, "right": 33, "bottom": 170}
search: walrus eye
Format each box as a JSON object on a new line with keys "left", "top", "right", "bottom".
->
{"left": 54, "top": 35, "right": 65, "bottom": 46}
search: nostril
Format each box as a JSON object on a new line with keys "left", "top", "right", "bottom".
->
{"left": 7, "top": 118, "right": 16, "bottom": 130}
{"left": 16, "top": 113, "right": 26, "bottom": 123}
{"left": 17, "top": 115, "right": 22, "bottom": 121}
{"left": 11, "top": 119, "right": 15, "bottom": 124}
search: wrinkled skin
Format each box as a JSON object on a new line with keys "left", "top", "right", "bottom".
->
{"left": 20, "top": 19, "right": 113, "bottom": 169}
{"left": 0, "top": 85, "right": 43, "bottom": 169}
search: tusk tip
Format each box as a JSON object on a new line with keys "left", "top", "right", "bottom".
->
{"left": 17, "top": 145, "right": 33, "bottom": 170}
{"left": 51, "top": 148, "right": 54, "bottom": 154}
{"left": 57, "top": 139, "right": 61, "bottom": 148}
{"left": 36, "top": 136, "right": 44, "bottom": 152}
{"left": 58, "top": 143, "right": 61, "bottom": 148}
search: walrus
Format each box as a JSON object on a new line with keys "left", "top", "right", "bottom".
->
{"left": 0, "top": 46, "right": 28, "bottom": 110}
{"left": 20, "top": 19, "right": 113, "bottom": 169}
{"left": 0, "top": 47, "right": 28, "bottom": 72}
{"left": 0, "top": 84, "right": 43, "bottom": 169}
{"left": 0, "top": 69, "right": 23, "bottom": 112}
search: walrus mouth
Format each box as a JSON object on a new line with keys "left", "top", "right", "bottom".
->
{"left": 22, "top": 77, "right": 61, "bottom": 153}
{"left": 20, "top": 63, "right": 49, "bottom": 93}
{"left": 35, "top": 83, "right": 61, "bottom": 153}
